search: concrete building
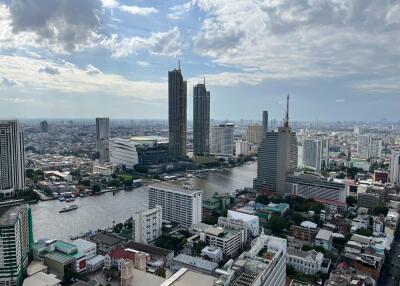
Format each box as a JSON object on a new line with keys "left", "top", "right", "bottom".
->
{"left": 110, "top": 138, "right": 139, "bottom": 169}
{"left": 315, "top": 229, "right": 333, "bottom": 251}
{"left": 302, "top": 138, "right": 329, "bottom": 171}
{"left": 253, "top": 95, "right": 297, "bottom": 194}
{"left": 193, "top": 80, "right": 210, "bottom": 156}
{"left": 227, "top": 210, "right": 260, "bottom": 236}
{"left": 246, "top": 124, "right": 262, "bottom": 145}
{"left": 0, "top": 204, "right": 32, "bottom": 286}
{"left": 285, "top": 173, "right": 346, "bottom": 203}
{"left": 357, "top": 135, "right": 382, "bottom": 159}
{"left": 40, "top": 120, "right": 49, "bottom": 133}
{"left": 210, "top": 123, "right": 234, "bottom": 160}
{"left": 216, "top": 234, "right": 287, "bottom": 286}
{"left": 96, "top": 118, "right": 110, "bottom": 161}
{"left": 200, "top": 246, "right": 223, "bottom": 263}
{"left": 390, "top": 152, "right": 400, "bottom": 185}
{"left": 287, "top": 247, "right": 328, "bottom": 275}
{"left": 133, "top": 207, "right": 162, "bottom": 244}
{"left": 0, "top": 120, "right": 26, "bottom": 198}
{"left": 71, "top": 239, "right": 97, "bottom": 260}
{"left": 262, "top": 110, "right": 269, "bottom": 138}
{"left": 373, "top": 216, "right": 385, "bottom": 235}
{"left": 289, "top": 225, "right": 318, "bottom": 244}
{"left": 235, "top": 140, "right": 249, "bottom": 158}
{"left": 148, "top": 183, "right": 202, "bottom": 227}
{"left": 170, "top": 254, "right": 218, "bottom": 275}
{"left": 168, "top": 66, "right": 187, "bottom": 159}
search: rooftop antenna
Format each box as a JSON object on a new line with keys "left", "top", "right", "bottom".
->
{"left": 178, "top": 60, "right": 181, "bottom": 70}
{"left": 284, "top": 94, "right": 290, "bottom": 128}
{"left": 203, "top": 77, "right": 206, "bottom": 86}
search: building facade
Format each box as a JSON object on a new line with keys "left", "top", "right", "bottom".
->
{"left": 193, "top": 81, "right": 210, "bottom": 156}
{"left": 168, "top": 67, "right": 187, "bottom": 159}
{"left": 235, "top": 140, "right": 249, "bottom": 158}
{"left": 96, "top": 118, "right": 110, "bottom": 161}
{"left": 110, "top": 138, "right": 139, "bottom": 169}
{"left": 246, "top": 124, "right": 262, "bottom": 145}
{"left": 210, "top": 123, "right": 235, "bottom": 160}
{"left": 148, "top": 183, "right": 202, "bottom": 227}
{"left": 132, "top": 207, "right": 162, "bottom": 244}
{"left": 390, "top": 152, "right": 400, "bottom": 185}
{"left": 287, "top": 248, "right": 325, "bottom": 275}
{"left": 0, "top": 205, "right": 33, "bottom": 286}
{"left": 302, "top": 138, "right": 329, "bottom": 171}
{"left": 0, "top": 120, "right": 26, "bottom": 198}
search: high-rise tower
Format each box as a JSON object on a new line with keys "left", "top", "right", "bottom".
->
{"left": 0, "top": 120, "right": 26, "bottom": 198}
{"left": 168, "top": 63, "right": 187, "bottom": 159}
{"left": 96, "top": 118, "right": 110, "bottom": 161}
{"left": 253, "top": 96, "right": 297, "bottom": 194}
{"left": 262, "top": 110, "right": 268, "bottom": 138}
{"left": 193, "top": 78, "right": 210, "bottom": 156}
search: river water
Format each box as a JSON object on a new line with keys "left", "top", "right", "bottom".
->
{"left": 31, "top": 163, "right": 257, "bottom": 240}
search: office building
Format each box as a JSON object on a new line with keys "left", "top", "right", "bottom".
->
{"left": 370, "top": 138, "right": 382, "bottom": 158}
{"left": 210, "top": 123, "right": 234, "bottom": 159}
{"left": 39, "top": 120, "right": 49, "bottom": 133}
{"left": 227, "top": 210, "right": 259, "bottom": 236}
{"left": 235, "top": 139, "right": 249, "bottom": 158}
{"left": 110, "top": 138, "right": 139, "bottom": 169}
{"left": 262, "top": 110, "right": 268, "bottom": 138}
{"left": 148, "top": 183, "right": 202, "bottom": 227}
{"left": 246, "top": 124, "right": 262, "bottom": 145}
{"left": 0, "top": 120, "right": 26, "bottom": 198}
{"left": 96, "top": 118, "right": 110, "bottom": 161}
{"left": 253, "top": 96, "right": 297, "bottom": 194}
{"left": 132, "top": 207, "right": 162, "bottom": 244}
{"left": 391, "top": 152, "right": 400, "bottom": 184}
{"left": 193, "top": 80, "right": 210, "bottom": 156}
{"left": 302, "top": 138, "right": 329, "bottom": 171}
{"left": 168, "top": 65, "right": 187, "bottom": 159}
{"left": 357, "top": 135, "right": 382, "bottom": 159}
{"left": 0, "top": 204, "right": 33, "bottom": 286}
{"left": 216, "top": 234, "right": 287, "bottom": 286}
{"left": 285, "top": 173, "right": 346, "bottom": 203}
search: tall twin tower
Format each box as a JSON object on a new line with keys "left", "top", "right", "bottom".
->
{"left": 168, "top": 64, "right": 210, "bottom": 159}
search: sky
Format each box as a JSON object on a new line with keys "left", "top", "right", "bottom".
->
{"left": 0, "top": 0, "right": 399, "bottom": 121}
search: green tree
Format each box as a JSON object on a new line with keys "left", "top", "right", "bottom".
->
{"left": 356, "top": 228, "right": 373, "bottom": 237}
{"left": 267, "top": 216, "right": 287, "bottom": 235}
{"left": 92, "top": 184, "right": 101, "bottom": 193}
{"left": 373, "top": 205, "right": 389, "bottom": 216}
{"left": 255, "top": 195, "right": 270, "bottom": 205}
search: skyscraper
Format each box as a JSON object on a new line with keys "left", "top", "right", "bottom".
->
{"left": 96, "top": 117, "right": 110, "bottom": 161}
{"left": 253, "top": 95, "right": 297, "bottom": 194}
{"left": 168, "top": 64, "right": 187, "bottom": 159}
{"left": 0, "top": 204, "right": 33, "bottom": 286}
{"left": 357, "top": 135, "right": 382, "bottom": 159}
{"left": 210, "top": 123, "right": 235, "bottom": 160}
{"left": 302, "top": 138, "right": 329, "bottom": 171}
{"left": 262, "top": 110, "right": 268, "bottom": 138}
{"left": 390, "top": 152, "right": 400, "bottom": 185}
{"left": 193, "top": 79, "right": 210, "bottom": 156}
{"left": 246, "top": 124, "right": 262, "bottom": 145}
{"left": 39, "top": 120, "right": 49, "bottom": 133}
{"left": 0, "top": 120, "right": 26, "bottom": 198}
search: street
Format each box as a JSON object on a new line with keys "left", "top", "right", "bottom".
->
{"left": 380, "top": 236, "right": 400, "bottom": 286}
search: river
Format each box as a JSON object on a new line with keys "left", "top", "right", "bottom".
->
{"left": 31, "top": 162, "right": 257, "bottom": 240}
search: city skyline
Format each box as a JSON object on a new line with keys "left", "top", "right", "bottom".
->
{"left": 0, "top": 0, "right": 399, "bottom": 121}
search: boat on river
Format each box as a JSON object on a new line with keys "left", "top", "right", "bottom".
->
{"left": 59, "top": 205, "right": 78, "bottom": 213}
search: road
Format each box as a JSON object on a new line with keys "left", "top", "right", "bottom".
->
{"left": 380, "top": 236, "right": 400, "bottom": 286}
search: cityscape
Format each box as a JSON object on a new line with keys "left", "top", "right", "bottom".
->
{"left": 1, "top": 1, "right": 400, "bottom": 286}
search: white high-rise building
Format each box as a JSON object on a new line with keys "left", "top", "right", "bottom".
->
{"left": 0, "top": 204, "right": 32, "bottom": 286}
{"left": 210, "top": 123, "right": 234, "bottom": 160}
{"left": 133, "top": 207, "right": 162, "bottom": 244}
{"left": 370, "top": 138, "right": 382, "bottom": 158}
{"left": 110, "top": 138, "right": 139, "bottom": 169}
{"left": 357, "top": 135, "right": 382, "bottom": 159}
{"left": 235, "top": 140, "right": 249, "bottom": 158}
{"left": 148, "top": 183, "right": 202, "bottom": 227}
{"left": 302, "top": 138, "right": 329, "bottom": 171}
{"left": 96, "top": 118, "right": 110, "bottom": 161}
{"left": 391, "top": 152, "right": 400, "bottom": 185}
{"left": 0, "top": 120, "right": 26, "bottom": 198}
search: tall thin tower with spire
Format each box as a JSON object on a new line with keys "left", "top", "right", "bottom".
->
{"left": 254, "top": 95, "right": 297, "bottom": 194}
{"left": 193, "top": 78, "right": 210, "bottom": 156}
{"left": 168, "top": 62, "right": 187, "bottom": 159}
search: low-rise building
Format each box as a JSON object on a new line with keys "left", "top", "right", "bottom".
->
{"left": 89, "top": 232, "right": 124, "bottom": 255}
{"left": 133, "top": 207, "right": 162, "bottom": 244}
{"left": 200, "top": 246, "right": 223, "bottom": 263}
{"left": 227, "top": 210, "right": 259, "bottom": 236}
{"left": 373, "top": 216, "right": 385, "bottom": 235}
{"left": 287, "top": 247, "right": 330, "bottom": 275}
{"left": 289, "top": 225, "right": 318, "bottom": 244}
{"left": 124, "top": 242, "right": 174, "bottom": 267}
{"left": 170, "top": 254, "right": 218, "bottom": 275}
{"left": 315, "top": 229, "right": 333, "bottom": 251}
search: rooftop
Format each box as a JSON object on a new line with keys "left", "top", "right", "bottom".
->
{"left": 44, "top": 251, "right": 76, "bottom": 265}
{"left": 172, "top": 254, "right": 218, "bottom": 272}
{"left": 125, "top": 241, "right": 172, "bottom": 257}
{"left": 71, "top": 238, "right": 96, "bottom": 250}
{"left": 149, "top": 182, "right": 202, "bottom": 196}
{"left": 316, "top": 229, "right": 333, "bottom": 241}
{"left": 90, "top": 232, "right": 124, "bottom": 246}
{"left": 0, "top": 204, "right": 28, "bottom": 226}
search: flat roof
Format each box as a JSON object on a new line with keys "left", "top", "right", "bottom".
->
{"left": 125, "top": 241, "right": 172, "bottom": 257}
{"left": 72, "top": 238, "right": 96, "bottom": 250}
{"left": 90, "top": 232, "right": 124, "bottom": 246}
{"left": 149, "top": 182, "right": 202, "bottom": 196}
{"left": 0, "top": 204, "right": 27, "bottom": 226}
{"left": 44, "top": 251, "right": 75, "bottom": 265}
{"left": 316, "top": 229, "right": 333, "bottom": 241}
{"left": 54, "top": 240, "right": 77, "bottom": 253}
{"left": 173, "top": 254, "right": 218, "bottom": 272}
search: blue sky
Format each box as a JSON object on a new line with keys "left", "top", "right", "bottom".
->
{"left": 0, "top": 0, "right": 399, "bottom": 121}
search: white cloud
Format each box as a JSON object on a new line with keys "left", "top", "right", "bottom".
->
{"left": 189, "top": 0, "right": 400, "bottom": 84}
{"left": 101, "top": 0, "right": 119, "bottom": 9}
{"left": 168, "top": 2, "right": 192, "bottom": 20}
{"left": 0, "top": 55, "right": 166, "bottom": 100}
{"left": 102, "top": 27, "right": 183, "bottom": 58}
{"left": 119, "top": 5, "right": 158, "bottom": 16}
{"left": 136, "top": 61, "right": 150, "bottom": 67}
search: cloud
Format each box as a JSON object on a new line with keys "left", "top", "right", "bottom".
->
{"left": 86, "top": 64, "right": 102, "bottom": 75}
{"left": 102, "top": 27, "right": 183, "bottom": 58}
{"left": 189, "top": 0, "right": 400, "bottom": 83}
{"left": 38, "top": 65, "right": 60, "bottom": 75}
{"left": 136, "top": 61, "right": 150, "bottom": 67}
{"left": 101, "top": 0, "right": 119, "bottom": 9}
{"left": 336, "top": 98, "right": 345, "bottom": 103}
{"left": 168, "top": 2, "right": 192, "bottom": 20}
{"left": 6, "top": 0, "right": 102, "bottom": 53}
{"left": 119, "top": 5, "right": 158, "bottom": 16}
{"left": 353, "top": 78, "right": 400, "bottom": 94}
{"left": 0, "top": 55, "right": 166, "bottom": 101}
{"left": 0, "top": 76, "right": 19, "bottom": 87}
